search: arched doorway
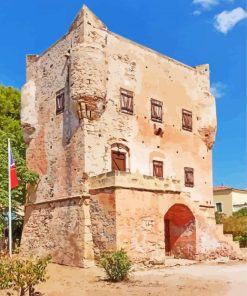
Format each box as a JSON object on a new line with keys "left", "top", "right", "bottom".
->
{"left": 164, "top": 203, "right": 196, "bottom": 259}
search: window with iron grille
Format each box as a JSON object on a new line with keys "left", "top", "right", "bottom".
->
{"left": 182, "top": 109, "right": 192, "bottom": 131}
{"left": 120, "top": 88, "right": 133, "bottom": 114}
{"left": 184, "top": 167, "right": 194, "bottom": 187}
{"left": 56, "top": 89, "right": 65, "bottom": 114}
{"left": 153, "top": 160, "right": 163, "bottom": 178}
{"left": 151, "top": 99, "right": 162, "bottom": 123}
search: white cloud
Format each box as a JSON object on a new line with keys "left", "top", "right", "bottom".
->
{"left": 211, "top": 82, "right": 226, "bottom": 98}
{"left": 193, "top": 10, "right": 202, "bottom": 16}
{"left": 214, "top": 7, "right": 247, "bottom": 34}
{"left": 193, "top": 0, "right": 219, "bottom": 10}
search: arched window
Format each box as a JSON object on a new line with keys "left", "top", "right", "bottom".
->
{"left": 111, "top": 143, "right": 130, "bottom": 172}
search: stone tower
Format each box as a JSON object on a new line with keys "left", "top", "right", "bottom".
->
{"left": 21, "top": 5, "right": 243, "bottom": 267}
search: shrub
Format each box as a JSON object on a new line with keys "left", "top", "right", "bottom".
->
{"left": 100, "top": 249, "right": 132, "bottom": 282}
{"left": 215, "top": 212, "right": 226, "bottom": 224}
{"left": 0, "top": 255, "right": 51, "bottom": 296}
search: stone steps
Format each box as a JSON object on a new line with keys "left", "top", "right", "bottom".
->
{"left": 193, "top": 202, "right": 244, "bottom": 257}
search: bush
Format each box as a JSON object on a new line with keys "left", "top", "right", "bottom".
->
{"left": 100, "top": 249, "right": 132, "bottom": 282}
{"left": 0, "top": 255, "right": 51, "bottom": 296}
{"left": 215, "top": 212, "right": 226, "bottom": 224}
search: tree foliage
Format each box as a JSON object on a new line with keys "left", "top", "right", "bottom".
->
{"left": 233, "top": 207, "right": 247, "bottom": 217}
{"left": 0, "top": 85, "right": 38, "bottom": 237}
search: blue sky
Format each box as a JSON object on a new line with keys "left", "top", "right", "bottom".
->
{"left": 0, "top": 0, "right": 246, "bottom": 188}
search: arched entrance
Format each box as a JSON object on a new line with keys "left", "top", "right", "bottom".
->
{"left": 164, "top": 203, "right": 196, "bottom": 259}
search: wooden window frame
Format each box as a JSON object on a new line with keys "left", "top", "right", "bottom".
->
{"left": 153, "top": 160, "right": 163, "bottom": 178}
{"left": 120, "top": 88, "right": 133, "bottom": 115}
{"left": 182, "top": 109, "right": 192, "bottom": 132}
{"left": 184, "top": 167, "right": 194, "bottom": 187}
{"left": 56, "top": 89, "right": 65, "bottom": 114}
{"left": 151, "top": 99, "right": 163, "bottom": 123}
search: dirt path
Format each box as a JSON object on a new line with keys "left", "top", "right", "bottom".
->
{"left": 37, "top": 261, "right": 247, "bottom": 296}
{"left": 1, "top": 261, "right": 247, "bottom": 296}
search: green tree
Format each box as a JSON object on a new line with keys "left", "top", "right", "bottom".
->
{"left": 0, "top": 85, "right": 38, "bottom": 240}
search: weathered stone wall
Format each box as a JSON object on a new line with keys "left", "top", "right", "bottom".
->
{"left": 88, "top": 188, "right": 242, "bottom": 263}
{"left": 21, "top": 13, "right": 87, "bottom": 203}
{"left": 90, "top": 191, "right": 116, "bottom": 260}
{"left": 21, "top": 5, "right": 216, "bottom": 206}
{"left": 77, "top": 8, "right": 216, "bottom": 207}
{"left": 21, "top": 197, "right": 87, "bottom": 266}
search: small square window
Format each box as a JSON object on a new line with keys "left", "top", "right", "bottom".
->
{"left": 216, "top": 202, "right": 223, "bottom": 213}
{"left": 184, "top": 167, "right": 194, "bottom": 187}
{"left": 153, "top": 160, "right": 163, "bottom": 178}
{"left": 56, "top": 89, "right": 65, "bottom": 114}
{"left": 151, "top": 99, "right": 162, "bottom": 123}
{"left": 182, "top": 109, "right": 192, "bottom": 132}
{"left": 120, "top": 88, "right": 133, "bottom": 115}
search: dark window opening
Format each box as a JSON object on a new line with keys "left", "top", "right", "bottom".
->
{"left": 120, "top": 88, "right": 133, "bottom": 115}
{"left": 56, "top": 89, "right": 65, "bottom": 114}
{"left": 182, "top": 109, "right": 192, "bottom": 132}
{"left": 184, "top": 168, "right": 194, "bottom": 187}
{"left": 112, "top": 151, "right": 126, "bottom": 172}
{"left": 151, "top": 99, "right": 162, "bottom": 123}
{"left": 153, "top": 160, "right": 163, "bottom": 178}
{"left": 184, "top": 167, "right": 194, "bottom": 187}
{"left": 216, "top": 202, "right": 223, "bottom": 213}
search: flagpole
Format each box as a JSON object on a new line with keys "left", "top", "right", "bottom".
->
{"left": 8, "top": 138, "right": 12, "bottom": 257}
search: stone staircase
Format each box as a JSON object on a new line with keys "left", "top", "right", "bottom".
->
{"left": 216, "top": 224, "right": 242, "bottom": 249}
{"left": 194, "top": 202, "right": 245, "bottom": 259}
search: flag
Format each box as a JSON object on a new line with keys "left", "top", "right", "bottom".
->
{"left": 9, "top": 146, "right": 19, "bottom": 189}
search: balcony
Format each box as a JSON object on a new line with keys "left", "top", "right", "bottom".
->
{"left": 88, "top": 171, "right": 181, "bottom": 193}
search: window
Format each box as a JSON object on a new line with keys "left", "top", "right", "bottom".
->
{"left": 184, "top": 167, "right": 194, "bottom": 187}
{"left": 153, "top": 160, "right": 163, "bottom": 178}
{"left": 56, "top": 89, "right": 65, "bottom": 114}
{"left": 151, "top": 99, "right": 162, "bottom": 123}
{"left": 182, "top": 109, "right": 192, "bottom": 132}
{"left": 112, "top": 151, "right": 126, "bottom": 172}
{"left": 120, "top": 88, "right": 133, "bottom": 114}
{"left": 216, "top": 202, "right": 223, "bottom": 213}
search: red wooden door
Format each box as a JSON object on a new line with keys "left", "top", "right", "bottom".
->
{"left": 112, "top": 151, "right": 126, "bottom": 171}
{"left": 165, "top": 219, "right": 171, "bottom": 255}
